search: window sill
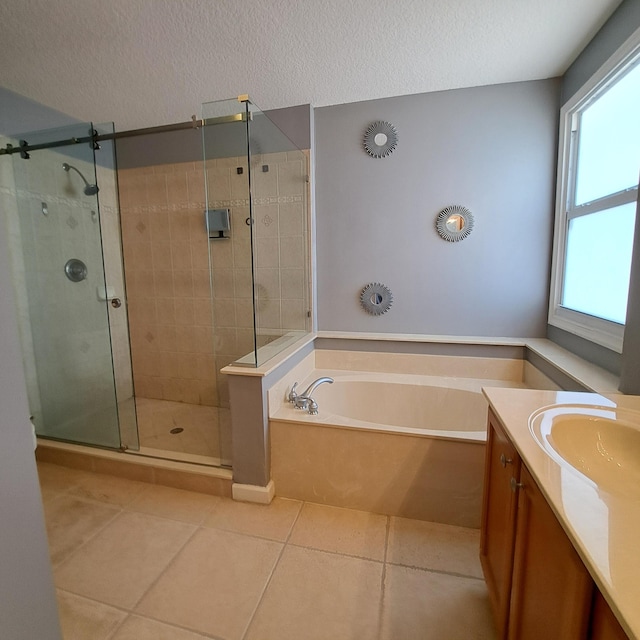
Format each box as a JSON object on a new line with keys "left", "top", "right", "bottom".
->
{"left": 548, "top": 308, "right": 624, "bottom": 354}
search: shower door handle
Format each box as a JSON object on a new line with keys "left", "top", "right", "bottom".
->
{"left": 110, "top": 298, "right": 122, "bottom": 309}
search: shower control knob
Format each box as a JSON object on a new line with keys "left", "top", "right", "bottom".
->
{"left": 110, "top": 298, "right": 122, "bottom": 309}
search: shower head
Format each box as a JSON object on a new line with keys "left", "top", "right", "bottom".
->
{"left": 62, "top": 162, "right": 99, "bottom": 196}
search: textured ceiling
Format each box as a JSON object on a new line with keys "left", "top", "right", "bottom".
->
{"left": 0, "top": 0, "right": 622, "bottom": 131}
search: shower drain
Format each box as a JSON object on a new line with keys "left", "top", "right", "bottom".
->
{"left": 169, "top": 427, "right": 184, "bottom": 434}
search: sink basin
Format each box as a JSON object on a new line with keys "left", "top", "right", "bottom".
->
{"left": 529, "top": 404, "right": 640, "bottom": 498}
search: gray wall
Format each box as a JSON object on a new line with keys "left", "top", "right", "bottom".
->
{"left": 0, "top": 86, "right": 79, "bottom": 136}
{"left": 552, "top": 0, "right": 640, "bottom": 379}
{"left": 620, "top": 194, "right": 640, "bottom": 393}
{"left": 562, "top": 0, "right": 640, "bottom": 105}
{"left": 314, "top": 80, "right": 560, "bottom": 336}
{"left": 0, "top": 220, "right": 62, "bottom": 638}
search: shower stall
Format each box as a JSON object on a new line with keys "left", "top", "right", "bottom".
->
{"left": 0, "top": 97, "right": 311, "bottom": 471}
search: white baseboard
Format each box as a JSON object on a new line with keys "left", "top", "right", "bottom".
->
{"left": 232, "top": 480, "right": 275, "bottom": 504}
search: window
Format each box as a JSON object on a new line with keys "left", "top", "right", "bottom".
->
{"left": 549, "top": 34, "right": 640, "bottom": 352}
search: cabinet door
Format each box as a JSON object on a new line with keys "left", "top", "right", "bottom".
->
{"left": 590, "top": 590, "right": 629, "bottom": 640}
{"left": 480, "top": 411, "right": 521, "bottom": 639}
{"left": 508, "top": 465, "right": 593, "bottom": 640}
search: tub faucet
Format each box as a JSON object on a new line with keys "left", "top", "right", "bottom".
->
{"left": 288, "top": 377, "right": 333, "bottom": 414}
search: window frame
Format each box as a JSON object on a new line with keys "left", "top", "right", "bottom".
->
{"left": 549, "top": 29, "right": 640, "bottom": 353}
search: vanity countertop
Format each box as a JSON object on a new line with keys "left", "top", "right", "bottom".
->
{"left": 482, "top": 387, "right": 640, "bottom": 640}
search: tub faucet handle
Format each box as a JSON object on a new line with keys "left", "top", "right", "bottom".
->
{"left": 288, "top": 382, "right": 299, "bottom": 404}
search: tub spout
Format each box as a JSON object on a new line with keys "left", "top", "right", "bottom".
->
{"left": 301, "top": 377, "right": 333, "bottom": 398}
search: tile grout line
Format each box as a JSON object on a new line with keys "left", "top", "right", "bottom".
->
{"left": 49, "top": 505, "right": 124, "bottom": 574}
{"left": 123, "top": 485, "right": 223, "bottom": 526}
{"left": 56, "top": 587, "right": 132, "bottom": 616}
{"left": 102, "top": 614, "right": 127, "bottom": 640}
{"left": 286, "top": 540, "right": 385, "bottom": 564}
{"left": 238, "top": 499, "right": 306, "bottom": 640}
{"left": 52, "top": 508, "right": 201, "bottom": 616}
{"left": 389, "top": 561, "right": 487, "bottom": 582}
{"left": 70, "top": 591, "right": 134, "bottom": 640}
{"left": 47, "top": 473, "right": 489, "bottom": 638}
{"left": 106, "top": 610, "right": 228, "bottom": 640}
{"left": 127, "top": 522, "right": 202, "bottom": 613}
{"left": 377, "top": 515, "right": 391, "bottom": 640}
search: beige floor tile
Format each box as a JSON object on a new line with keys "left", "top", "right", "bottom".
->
{"left": 387, "top": 517, "right": 483, "bottom": 578}
{"left": 111, "top": 615, "right": 212, "bottom": 639}
{"left": 136, "top": 528, "right": 282, "bottom": 640}
{"left": 126, "top": 483, "right": 221, "bottom": 524}
{"left": 202, "top": 496, "right": 302, "bottom": 541}
{"left": 54, "top": 511, "right": 195, "bottom": 608}
{"left": 380, "top": 564, "right": 496, "bottom": 640}
{"left": 289, "top": 502, "right": 387, "bottom": 560}
{"left": 67, "top": 472, "right": 148, "bottom": 507}
{"left": 44, "top": 494, "right": 120, "bottom": 566}
{"left": 56, "top": 590, "right": 127, "bottom": 640}
{"left": 37, "top": 462, "right": 93, "bottom": 499}
{"left": 245, "top": 545, "right": 383, "bottom": 640}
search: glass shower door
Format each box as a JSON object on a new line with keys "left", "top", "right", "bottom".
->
{"left": 7, "top": 122, "right": 132, "bottom": 448}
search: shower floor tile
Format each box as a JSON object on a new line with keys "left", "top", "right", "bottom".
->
{"left": 39, "top": 461, "right": 498, "bottom": 640}
{"left": 134, "top": 397, "right": 231, "bottom": 465}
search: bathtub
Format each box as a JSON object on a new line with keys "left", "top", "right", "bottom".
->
{"left": 269, "top": 351, "right": 558, "bottom": 527}
{"left": 271, "top": 370, "right": 518, "bottom": 442}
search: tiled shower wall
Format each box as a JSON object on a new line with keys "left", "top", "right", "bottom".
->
{"left": 117, "top": 162, "right": 217, "bottom": 406}
{"left": 242, "top": 151, "right": 310, "bottom": 341}
{"left": 118, "top": 150, "right": 309, "bottom": 408}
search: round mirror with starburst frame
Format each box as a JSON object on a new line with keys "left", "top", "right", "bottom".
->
{"left": 360, "top": 282, "right": 393, "bottom": 316}
{"left": 435, "top": 205, "right": 474, "bottom": 242}
{"left": 363, "top": 121, "right": 398, "bottom": 158}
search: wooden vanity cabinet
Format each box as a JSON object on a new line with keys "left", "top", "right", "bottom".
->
{"left": 481, "top": 410, "right": 629, "bottom": 640}
{"left": 589, "top": 591, "right": 628, "bottom": 640}
{"left": 479, "top": 410, "right": 521, "bottom": 638}
{"left": 508, "top": 464, "right": 593, "bottom": 639}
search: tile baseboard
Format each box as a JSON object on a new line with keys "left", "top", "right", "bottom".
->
{"left": 232, "top": 480, "right": 275, "bottom": 504}
{"left": 35, "top": 439, "right": 232, "bottom": 498}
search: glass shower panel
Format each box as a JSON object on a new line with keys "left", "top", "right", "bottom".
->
{"left": 201, "top": 97, "right": 252, "bottom": 463}
{"left": 94, "top": 122, "right": 139, "bottom": 450}
{"left": 8, "top": 123, "right": 125, "bottom": 448}
{"left": 246, "top": 101, "right": 310, "bottom": 366}
{"left": 202, "top": 98, "right": 256, "bottom": 370}
{"left": 201, "top": 97, "right": 311, "bottom": 370}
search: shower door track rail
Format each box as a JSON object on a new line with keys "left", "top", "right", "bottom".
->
{"left": 0, "top": 112, "right": 249, "bottom": 158}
